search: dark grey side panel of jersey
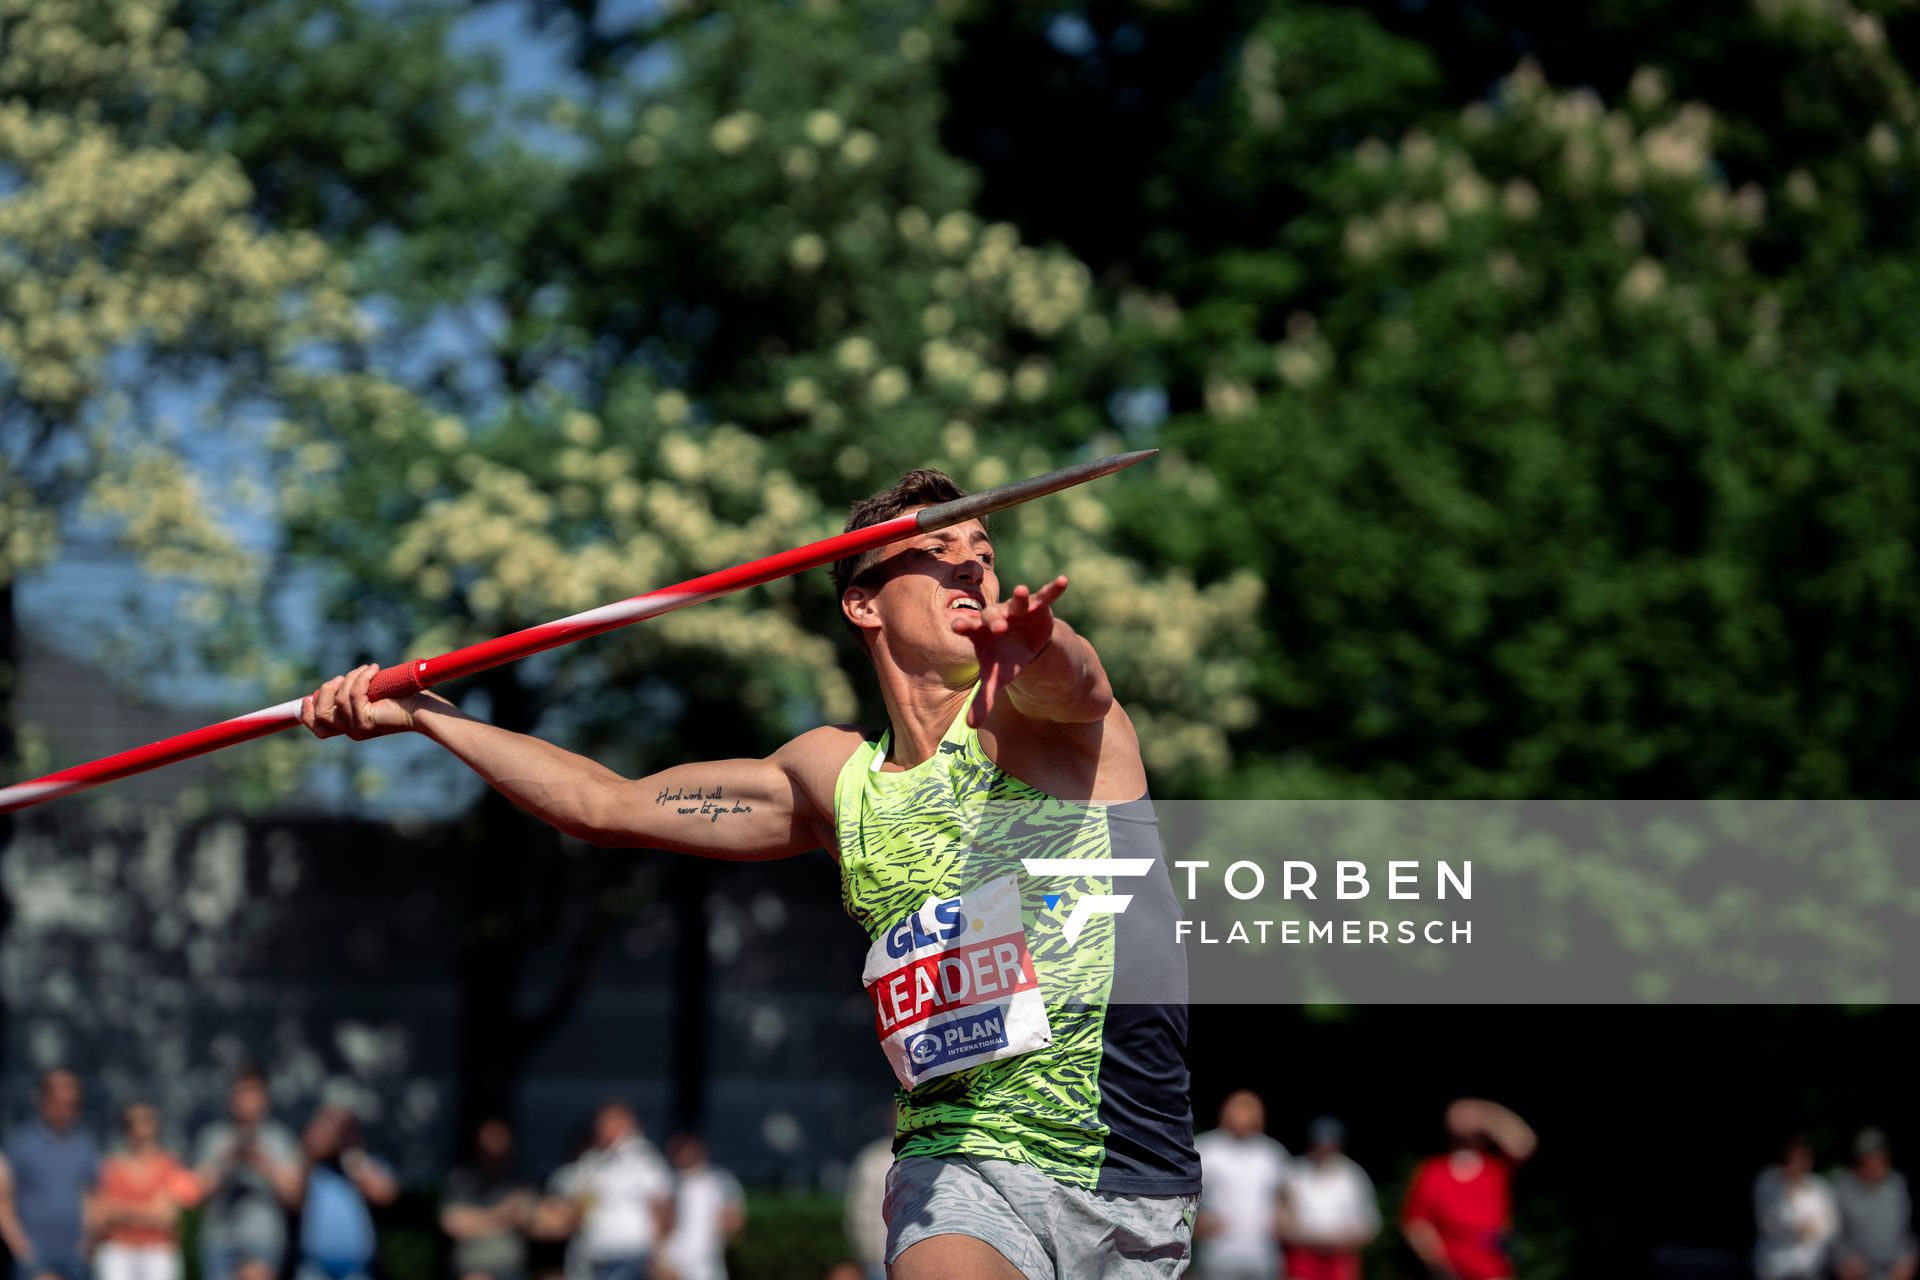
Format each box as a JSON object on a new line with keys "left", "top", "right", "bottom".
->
{"left": 1094, "top": 794, "right": 1202, "bottom": 1195}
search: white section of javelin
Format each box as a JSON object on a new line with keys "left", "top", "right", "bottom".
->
{"left": 227, "top": 698, "right": 304, "bottom": 724}
{"left": 0, "top": 699, "right": 304, "bottom": 810}
{"left": 0, "top": 778, "right": 81, "bottom": 808}
{"left": 1020, "top": 859, "right": 1156, "bottom": 878}
{"left": 403, "top": 592, "right": 711, "bottom": 682}
{"left": 549, "top": 590, "right": 705, "bottom": 631}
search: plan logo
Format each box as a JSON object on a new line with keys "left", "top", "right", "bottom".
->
{"left": 1020, "top": 859, "right": 1155, "bottom": 946}
{"left": 906, "top": 1032, "right": 942, "bottom": 1067}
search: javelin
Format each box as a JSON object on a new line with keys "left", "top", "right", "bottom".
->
{"left": 0, "top": 449, "right": 1155, "bottom": 814}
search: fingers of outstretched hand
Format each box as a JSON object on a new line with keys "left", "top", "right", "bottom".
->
{"left": 1009, "top": 577, "right": 1065, "bottom": 628}
{"left": 997, "top": 585, "right": 1029, "bottom": 631}
{"left": 987, "top": 592, "right": 1015, "bottom": 634}
{"left": 956, "top": 602, "right": 1012, "bottom": 636}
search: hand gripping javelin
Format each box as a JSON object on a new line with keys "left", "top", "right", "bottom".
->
{"left": 0, "top": 450, "right": 1155, "bottom": 814}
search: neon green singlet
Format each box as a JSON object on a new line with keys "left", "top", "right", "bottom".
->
{"left": 832, "top": 684, "right": 1200, "bottom": 1195}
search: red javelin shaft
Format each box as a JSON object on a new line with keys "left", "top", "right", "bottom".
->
{"left": 0, "top": 449, "right": 1155, "bottom": 814}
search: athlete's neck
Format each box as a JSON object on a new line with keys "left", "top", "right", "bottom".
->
{"left": 874, "top": 671, "right": 978, "bottom": 768}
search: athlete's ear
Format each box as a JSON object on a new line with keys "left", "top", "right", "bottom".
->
{"left": 842, "top": 584, "right": 883, "bottom": 635}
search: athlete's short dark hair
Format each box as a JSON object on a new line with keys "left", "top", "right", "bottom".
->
{"left": 831, "top": 469, "right": 984, "bottom": 643}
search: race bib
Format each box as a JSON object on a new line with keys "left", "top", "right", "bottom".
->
{"left": 862, "top": 875, "right": 1053, "bottom": 1090}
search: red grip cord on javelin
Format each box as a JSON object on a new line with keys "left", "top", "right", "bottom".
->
{"left": 366, "top": 662, "right": 427, "bottom": 703}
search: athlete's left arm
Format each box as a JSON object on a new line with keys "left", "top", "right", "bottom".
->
{"left": 952, "top": 575, "right": 1114, "bottom": 726}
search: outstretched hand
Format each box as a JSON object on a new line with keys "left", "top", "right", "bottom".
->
{"left": 950, "top": 575, "right": 1069, "bottom": 729}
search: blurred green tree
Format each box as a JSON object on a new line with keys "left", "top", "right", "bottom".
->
{"left": 946, "top": 0, "right": 1920, "bottom": 798}
{"left": 0, "top": 0, "right": 359, "bottom": 776}
{"left": 0, "top": 0, "right": 362, "bottom": 1077}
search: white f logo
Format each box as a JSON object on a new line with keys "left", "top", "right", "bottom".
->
{"left": 1020, "top": 859, "right": 1155, "bottom": 946}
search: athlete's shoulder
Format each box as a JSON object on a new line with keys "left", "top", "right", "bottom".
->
{"left": 772, "top": 722, "right": 874, "bottom": 802}
{"left": 774, "top": 721, "right": 875, "bottom": 762}
{"left": 768, "top": 723, "right": 875, "bottom": 852}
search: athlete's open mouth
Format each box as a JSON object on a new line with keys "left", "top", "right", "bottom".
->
{"left": 948, "top": 594, "right": 983, "bottom": 612}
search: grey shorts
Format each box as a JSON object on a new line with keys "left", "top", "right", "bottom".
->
{"left": 883, "top": 1154, "right": 1198, "bottom": 1279}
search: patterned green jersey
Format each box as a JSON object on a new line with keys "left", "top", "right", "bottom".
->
{"left": 833, "top": 684, "right": 1200, "bottom": 1195}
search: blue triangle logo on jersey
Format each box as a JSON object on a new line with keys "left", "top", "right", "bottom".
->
{"left": 1043, "top": 894, "right": 1062, "bottom": 910}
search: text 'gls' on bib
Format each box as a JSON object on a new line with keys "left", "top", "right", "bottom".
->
{"left": 862, "top": 874, "right": 1053, "bottom": 1090}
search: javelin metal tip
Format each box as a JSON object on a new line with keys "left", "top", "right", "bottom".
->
{"left": 915, "top": 448, "right": 1159, "bottom": 532}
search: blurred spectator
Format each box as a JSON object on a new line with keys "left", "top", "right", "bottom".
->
{"left": 1752, "top": 1133, "right": 1838, "bottom": 1280}
{"left": 441, "top": 1118, "right": 537, "bottom": 1280}
{"left": 546, "top": 1102, "right": 672, "bottom": 1280}
{"left": 1280, "top": 1117, "right": 1379, "bottom": 1280}
{"left": 0, "top": 1157, "right": 18, "bottom": 1272}
{"left": 1401, "top": 1098, "right": 1537, "bottom": 1280}
{"left": 90, "top": 1102, "right": 203, "bottom": 1280}
{"left": 194, "top": 1067, "right": 303, "bottom": 1280}
{"left": 524, "top": 1168, "right": 581, "bottom": 1280}
{"left": 1832, "top": 1128, "right": 1916, "bottom": 1280}
{"left": 659, "top": 1135, "right": 744, "bottom": 1280}
{"left": 0, "top": 1068, "right": 99, "bottom": 1280}
{"left": 1193, "top": 1089, "right": 1291, "bottom": 1280}
{"left": 295, "top": 1103, "right": 398, "bottom": 1280}
{"left": 842, "top": 1126, "right": 893, "bottom": 1280}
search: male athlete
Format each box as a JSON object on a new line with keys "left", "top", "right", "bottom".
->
{"left": 300, "top": 468, "right": 1201, "bottom": 1278}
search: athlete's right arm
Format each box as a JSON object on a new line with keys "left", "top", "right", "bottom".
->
{"left": 299, "top": 664, "right": 844, "bottom": 860}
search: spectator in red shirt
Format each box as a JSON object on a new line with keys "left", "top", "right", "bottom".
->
{"left": 1400, "top": 1099, "right": 1537, "bottom": 1280}
{"left": 90, "top": 1102, "right": 203, "bottom": 1280}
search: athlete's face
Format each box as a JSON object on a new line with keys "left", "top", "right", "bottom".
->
{"left": 845, "top": 512, "right": 999, "bottom": 667}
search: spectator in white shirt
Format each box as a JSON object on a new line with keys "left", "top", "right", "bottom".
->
{"left": 1194, "top": 1090, "right": 1291, "bottom": 1280}
{"left": 1280, "top": 1117, "right": 1379, "bottom": 1280}
{"left": 843, "top": 1126, "right": 893, "bottom": 1280}
{"left": 546, "top": 1104, "right": 673, "bottom": 1280}
{"left": 658, "top": 1135, "right": 743, "bottom": 1280}
{"left": 1754, "top": 1132, "right": 1840, "bottom": 1280}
